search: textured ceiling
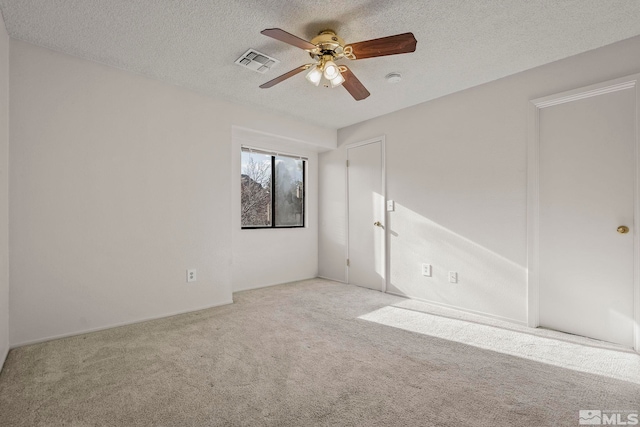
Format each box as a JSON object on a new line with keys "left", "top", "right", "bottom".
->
{"left": 1, "top": 1, "right": 640, "bottom": 130}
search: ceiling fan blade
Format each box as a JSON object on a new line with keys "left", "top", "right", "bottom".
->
{"left": 260, "top": 64, "right": 312, "bottom": 89}
{"left": 344, "top": 32, "right": 417, "bottom": 60}
{"left": 340, "top": 66, "right": 370, "bottom": 101}
{"left": 261, "top": 28, "right": 317, "bottom": 51}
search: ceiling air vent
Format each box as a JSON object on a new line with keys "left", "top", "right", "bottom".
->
{"left": 235, "top": 49, "right": 279, "bottom": 74}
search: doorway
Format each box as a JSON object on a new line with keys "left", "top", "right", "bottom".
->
{"left": 346, "top": 137, "right": 386, "bottom": 292}
{"left": 528, "top": 76, "right": 640, "bottom": 349}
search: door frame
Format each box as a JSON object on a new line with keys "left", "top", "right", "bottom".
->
{"left": 527, "top": 74, "right": 640, "bottom": 351}
{"left": 345, "top": 136, "right": 387, "bottom": 292}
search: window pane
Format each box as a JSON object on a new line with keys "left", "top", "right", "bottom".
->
{"left": 241, "top": 152, "right": 272, "bottom": 227}
{"left": 274, "top": 156, "right": 304, "bottom": 227}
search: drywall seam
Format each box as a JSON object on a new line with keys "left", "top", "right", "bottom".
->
{"left": 0, "top": 6, "right": 9, "bottom": 374}
{"left": 5, "top": 13, "right": 9, "bottom": 370}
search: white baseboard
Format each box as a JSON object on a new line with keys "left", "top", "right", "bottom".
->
{"left": 0, "top": 346, "right": 8, "bottom": 374}
{"left": 316, "top": 275, "right": 346, "bottom": 284}
{"left": 385, "top": 291, "right": 527, "bottom": 327}
{"left": 233, "top": 276, "right": 319, "bottom": 293}
{"left": 10, "top": 299, "right": 234, "bottom": 349}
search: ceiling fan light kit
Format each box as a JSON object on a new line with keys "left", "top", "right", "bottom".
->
{"left": 305, "top": 58, "right": 346, "bottom": 88}
{"left": 305, "top": 66, "right": 323, "bottom": 86}
{"left": 259, "top": 28, "right": 417, "bottom": 101}
{"left": 330, "top": 73, "right": 345, "bottom": 88}
{"left": 323, "top": 60, "right": 339, "bottom": 80}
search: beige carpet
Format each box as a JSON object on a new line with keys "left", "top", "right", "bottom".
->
{"left": 0, "top": 278, "right": 638, "bottom": 426}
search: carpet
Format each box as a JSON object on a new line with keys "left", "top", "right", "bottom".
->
{"left": 0, "top": 278, "right": 638, "bottom": 426}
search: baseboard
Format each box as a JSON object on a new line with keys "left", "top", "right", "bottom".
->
{"left": 385, "top": 291, "right": 527, "bottom": 327}
{"left": 233, "top": 276, "right": 319, "bottom": 293}
{"left": 317, "top": 275, "right": 346, "bottom": 284}
{"left": 0, "top": 346, "right": 8, "bottom": 374}
{"left": 316, "top": 280, "right": 524, "bottom": 325}
{"left": 10, "top": 299, "right": 234, "bottom": 349}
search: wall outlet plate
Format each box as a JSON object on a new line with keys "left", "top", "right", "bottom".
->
{"left": 421, "top": 263, "right": 432, "bottom": 277}
{"left": 187, "top": 269, "right": 197, "bottom": 283}
{"left": 448, "top": 271, "right": 458, "bottom": 283}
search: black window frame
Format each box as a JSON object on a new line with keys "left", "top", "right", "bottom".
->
{"left": 241, "top": 148, "right": 306, "bottom": 230}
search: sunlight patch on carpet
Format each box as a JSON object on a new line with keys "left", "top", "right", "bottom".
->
{"left": 359, "top": 305, "right": 640, "bottom": 384}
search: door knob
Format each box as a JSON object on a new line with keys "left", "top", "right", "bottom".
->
{"left": 374, "top": 221, "right": 384, "bottom": 228}
{"left": 617, "top": 226, "right": 630, "bottom": 234}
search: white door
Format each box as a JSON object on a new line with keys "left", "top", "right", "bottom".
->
{"left": 347, "top": 139, "right": 385, "bottom": 291}
{"left": 537, "top": 83, "right": 636, "bottom": 347}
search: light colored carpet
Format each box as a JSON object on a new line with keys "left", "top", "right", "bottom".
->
{"left": 0, "top": 278, "right": 638, "bottom": 426}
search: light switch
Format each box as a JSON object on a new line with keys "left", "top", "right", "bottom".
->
{"left": 387, "top": 200, "right": 395, "bottom": 212}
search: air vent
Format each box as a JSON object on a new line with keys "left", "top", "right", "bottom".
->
{"left": 235, "top": 49, "right": 279, "bottom": 74}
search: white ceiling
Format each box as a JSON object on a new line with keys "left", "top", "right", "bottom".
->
{"left": 1, "top": 1, "right": 640, "bottom": 130}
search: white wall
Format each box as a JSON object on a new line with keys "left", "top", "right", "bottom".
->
{"left": 319, "top": 35, "right": 640, "bottom": 324}
{"left": 0, "top": 12, "right": 9, "bottom": 368}
{"left": 9, "top": 40, "right": 335, "bottom": 346}
{"left": 231, "top": 127, "right": 319, "bottom": 292}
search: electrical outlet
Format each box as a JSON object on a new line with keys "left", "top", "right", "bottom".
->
{"left": 448, "top": 271, "right": 458, "bottom": 283}
{"left": 187, "top": 269, "right": 197, "bottom": 283}
{"left": 421, "top": 263, "right": 432, "bottom": 277}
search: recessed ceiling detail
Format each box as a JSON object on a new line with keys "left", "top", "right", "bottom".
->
{"left": 1, "top": 0, "right": 640, "bottom": 129}
{"left": 235, "top": 49, "right": 279, "bottom": 74}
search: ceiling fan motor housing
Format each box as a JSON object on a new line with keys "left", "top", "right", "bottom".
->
{"left": 309, "top": 30, "right": 345, "bottom": 60}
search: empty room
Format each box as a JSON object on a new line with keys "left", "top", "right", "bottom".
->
{"left": 0, "top": 1, "right": 639, "bottom": 426}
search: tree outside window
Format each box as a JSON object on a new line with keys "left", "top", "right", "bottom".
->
{"left": 241, "top": 150, "right": 305, "bottom": 228}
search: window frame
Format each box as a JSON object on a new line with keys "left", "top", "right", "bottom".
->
{"left": 240, "top": 147, "right": 306, "bottom": 230}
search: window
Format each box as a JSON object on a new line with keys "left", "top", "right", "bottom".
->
{"left": 241, "top": 147, "right": 306, "bottom": 228}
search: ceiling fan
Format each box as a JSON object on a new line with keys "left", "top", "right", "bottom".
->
{"left": 259, "top": 28, "right": 417, "bottom": 101}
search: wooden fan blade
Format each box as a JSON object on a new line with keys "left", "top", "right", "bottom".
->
{"left": 340, "top": 66, "right": 370, "bottom": 101}
{"left": 260, "top": 64, "right": 312, "bottom": 89}
{"left": 261, "top": 28, "right": 317, "bottom": 51}
{"left": 344, "top": 32, "right": 417, "bottom": 60}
